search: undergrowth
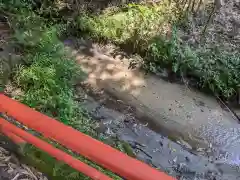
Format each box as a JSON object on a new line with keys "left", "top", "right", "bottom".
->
{"left": 78, "top": 1, "right": 179, "bottom": 52}
{"left": 5, "top": 5, "right": 92, "bottom": 132}
{"left": 22, "top": 141, "right": 122, "bottom": 180}
{"left": 14, "top": 28, "right": 87, "bottom": 126}
{"left": 147, "top": 28, "right": 240, "bottom": 98}
{"left": 1, "top": 0, "right": 239, "bottom": 178}
{"left": 76, "top": 1, "right": 240, "bottom": 99}
{"left": 0, "top": 1, "right": 124, "bottom": 179}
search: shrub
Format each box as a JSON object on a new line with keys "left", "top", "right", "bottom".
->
{"left": 14, "top": 27, "right": 83, "bottom": 124}
{"left": 78, "top": 2, "right": 179, "bottom": 50}
{"left": 147, "top": 28, "right": 240, "bottom": 98}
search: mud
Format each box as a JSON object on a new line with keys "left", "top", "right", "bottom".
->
{"left": 76, "top": 85, "right": 240, "bottom": 180}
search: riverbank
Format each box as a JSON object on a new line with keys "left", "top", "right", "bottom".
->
{"left": 65, "top": 37, "right": 240, "bottom": 173}
{"left": 76, "top": 0, "right": 240, "bottom": 100}
{"left": 0, "top": 3, "right": 124, "bottom": 179}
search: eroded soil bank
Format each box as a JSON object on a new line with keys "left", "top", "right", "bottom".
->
{"left": 65, "top": 38, "right": 240, "bottom": 176}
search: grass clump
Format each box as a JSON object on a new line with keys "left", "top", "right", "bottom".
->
{"left": 14, "top": 27, "right": 86, "bottom": 126}
{"left": 78, "top": 1, "right": 179, "bottom": 51}
{"left": 21, "top": 143, "right": 122, "bottom": 180}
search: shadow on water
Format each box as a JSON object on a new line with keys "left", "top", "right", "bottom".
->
{"left": 64, "top": 39, "right": 183, "bottom": 141}
{"left": 65, "top": 38, "right": 146, "bottom": 96}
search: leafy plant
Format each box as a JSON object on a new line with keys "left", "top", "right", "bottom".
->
{"left": 147, "top": 28, "right": 240, "bottom": 98}
{"left": 14, "top": 27, "right": 83, "bottom": 124}
{"left": 78, "top": 1, "right": 179, "bottom": 51}
{"left": 1, "top": 3, "right": 126, "bottom": 179}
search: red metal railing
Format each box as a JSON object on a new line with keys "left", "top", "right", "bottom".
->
{"left": 0, "top": 93, "right": 175, "bottom": 180}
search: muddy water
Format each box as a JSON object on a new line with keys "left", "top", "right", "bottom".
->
{"left": 64, "top": 38, "right": 240, "bottom": 179}
{"left": 76, "top": 86, "right": 240, "bottom": 180}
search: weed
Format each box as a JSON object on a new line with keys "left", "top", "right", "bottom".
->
{"left": 78, "top": 1, "right": 179, "bottom": 50}
{"left": 14, "top": 27, "right": 83, "bottom": 123}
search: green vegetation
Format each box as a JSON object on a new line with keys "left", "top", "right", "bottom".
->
{"left": 1, "top": 0, "right": 239, "bottom": 178}
{"left": 14, "top": 28, "right": 89, "bottom": 128}
{"left": 21, "top": 143, "right": 122, "bottom": 180}
{"left": 78, "top": 2, "right": 179, "bottom": 52}
{"left": 0, "top": 1, "right": 124, "bottom": 179}
{"left": 77, "top": 1, "right": 240, "bottom": 99}
{"left": 147, "top": 30, "right": 240, "bottom": 98}
{"left": 1, "top": 1, "right": 93, "bottom": 133}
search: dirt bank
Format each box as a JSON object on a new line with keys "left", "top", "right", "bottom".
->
{"left": 65, "top": 38, "right": 240, "bottom": 171}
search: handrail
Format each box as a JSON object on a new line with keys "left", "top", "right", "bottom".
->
{"left": 0, "top": 118, "right": 112, "bottom": 180}
{"left": 0, "top": 94, "right": 175, "bottom": 180}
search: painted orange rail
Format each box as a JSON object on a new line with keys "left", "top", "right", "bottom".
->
{"left": 0, "top": 118, "right": 112, "bottom": 180}
{"left": 0, "top": 94, "right": 175, "bottom": 180}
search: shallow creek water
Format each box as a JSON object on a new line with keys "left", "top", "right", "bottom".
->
{"left": 76, "top": 85, "right": 240, "bottom": 180}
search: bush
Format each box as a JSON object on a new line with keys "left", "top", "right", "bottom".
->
{"left": 14, "top": 27, "right": 83, "bottom": 123}
{"left": 147, "top": 29, "right": 240, "bottom": 98}
{"left": 78, "top": 2, "right": 179, "bottom": 51}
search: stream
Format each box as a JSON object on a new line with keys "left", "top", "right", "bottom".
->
{"left": 76, "top": 85, "right": 240, "bottom": 180}
{"left": 63, "top": 37, "right": 240, "bottom": 179}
